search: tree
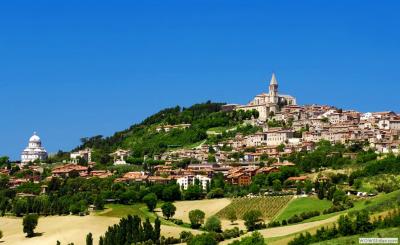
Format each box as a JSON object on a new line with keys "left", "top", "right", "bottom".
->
{"left": 333, "top": 189, "right": 346, "bottom": 205}
{"left": 154, "top": 217, "right": 161, "bottom": 241}
{"left": 94, "top": 195, "right": 104, "bottom": 210}
{"left": 188, "top": 209, "right": 205, "bottom": 229}
{"left": 142, "top": 193, "right": 158, "bottom": 212}
{"left": 161, "top": 202, "right": 176, "bottom": 220}
{"left": 207, "top": 188, "right": 224, "bottom": 199}
{"left": 243, "top": 210, "right": 262, "bottom": 231}
{"left": 249, "top": 183, "right": 260, "bottom": 194}
{"left": 0, "top": 230, "right": 2, "bottom": 240}
{"left": 86, "top": 233, "right": 93, "bottom": 245}
{"left": 226, "top": 209, "right": 237, "bottom": 224}
{"left": 99, "top": 236, "right": 104, "bottom": 245}
{"left": 304, "top": 180, "right": 313, "bottom": 194}
{"left": 272, "top": 179, "right": 282, "bottom": 192}
{"left": 204, "top": 216, "right": 221, "bottom": 232}
{"left": 23, "top": 214, "right": 39, "bottom": 237}
{"left": 338, "top": 215, "right": 354, "bottom": 236}
{"left": 184, "top": 184, "right": 203, "bottom": 200}
{"left": 143, "top": 218, "right": 154, "bottom": 241}
{"left": 187, "top": 233, "right": 217, "bottom": 245}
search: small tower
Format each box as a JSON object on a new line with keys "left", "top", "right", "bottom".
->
{"left": 269, "top": 73, "right": 278, "bottom": 104}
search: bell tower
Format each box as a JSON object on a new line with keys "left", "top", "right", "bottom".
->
{"left": 269, "top": 73, "right": 278, "bottom": 104}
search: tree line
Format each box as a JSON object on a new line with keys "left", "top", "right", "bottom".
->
{"left": 288, "top": 208, "right": 400, "bottom": 245}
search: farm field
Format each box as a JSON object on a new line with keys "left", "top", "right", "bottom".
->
{"left": 173, "top": 198, "right": 231, "bottom": 223}
{"left": 0, "top": 214, "right": 199, "bottom": 245}
{"left": 275, "top": 196, "right": 333, "bottom": 222}
{"left": 217, "top": 196, "right": 293, "bottom": 221}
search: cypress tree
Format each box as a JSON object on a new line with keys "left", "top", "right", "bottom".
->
{"left": 154, "top": 217, "right": 161, "bottom": 242}
{"left": 86, "top": 233, "right": 93, "bottom": 245}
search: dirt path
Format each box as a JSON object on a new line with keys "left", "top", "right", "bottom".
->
{"left": 220, "top": 214, "right": 340, "bottom": 244}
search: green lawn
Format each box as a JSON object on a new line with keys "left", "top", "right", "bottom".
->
{"left": 95, "top": 204, "right": 158, "bottom": 220}
{"left": 312, "top": 227, "right": 400, "bottom": 245}
{"left": 95, "top": 203, "right": 182, "bottom": 227}
{"left": 275, "top": 197, "right": 333, "bottom": 222}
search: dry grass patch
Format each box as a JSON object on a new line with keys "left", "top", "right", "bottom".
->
{"left": 173, "top": 198, "right": 231, "bottom": 223}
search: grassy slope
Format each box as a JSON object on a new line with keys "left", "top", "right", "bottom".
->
{"left": 302, "top": 189, "right": 400, "bottom": 223}
{"left": 275, "top": 197, "right": 333, "bottom": 222}
{"left": 312, "top": 227, "right": 400, "bottom": 245}
{"left": 267, "top": 203, "right": 399, "bottom": 245}
{"left": 95, "top": 204, "right": 157, "bottom": 219}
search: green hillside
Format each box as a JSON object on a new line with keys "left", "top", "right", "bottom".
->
{"left": 73, "top": 101, "right": 260, "bottom": 164}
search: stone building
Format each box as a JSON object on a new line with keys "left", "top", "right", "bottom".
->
{"left": 234, "top": 73, "right": 297, "bottom": 121}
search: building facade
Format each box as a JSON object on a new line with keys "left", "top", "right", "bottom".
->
{"left": 176, "top": 175, "right": 211, "bottom": 190}
{"left": 21, "top": 132, "right": 48, "bottom": 164}
{"left": 235, "top": 73, "right": 297, "bottom": 121}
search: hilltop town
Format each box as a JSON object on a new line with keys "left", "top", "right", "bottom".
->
{"left": 32, "top": 73, "right": 399, "bottom": 187}
{"left": 1, "top": 74, "right": 400, "bottom": 245}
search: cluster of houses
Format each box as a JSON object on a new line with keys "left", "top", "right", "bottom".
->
{"left": 111, "top": 160, "right": 304, "bottom": 189}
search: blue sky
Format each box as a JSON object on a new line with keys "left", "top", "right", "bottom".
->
{"left": 1, "top": 0, "right": 400, "bottom": 159}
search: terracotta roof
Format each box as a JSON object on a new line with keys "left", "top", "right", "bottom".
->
{"left": 287, "top": 176, "right": 308, "bottom": 181}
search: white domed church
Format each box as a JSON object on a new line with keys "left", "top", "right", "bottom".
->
{"left": 21, "top": 132, "right": 48, "bottom": 164}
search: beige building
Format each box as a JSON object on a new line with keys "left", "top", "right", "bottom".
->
{"left": 235, "top": 73, "right": 297, "bottom": 121}
{"left": 70, "top": 148, "right": 92, "bottom": 163}
{"left": 265, "top": 129, "right": 294, "bottom": 146}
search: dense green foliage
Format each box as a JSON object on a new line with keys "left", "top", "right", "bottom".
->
{"left": 75, "top": 102, "right": 260, "bottom": 163}
{"left": 0, "top": 176, "right": 182, "bottom": 216}
{"left": 229, "top": 232, "right": 265, "bottom": 245}
{"left": 187, "top": 233, "right": 218, "bottom": 245}
{"left": 350, "top": 154, "right": 400, "bottom": 186}
{"left": 97, "top": 215, "right": 163, "bottom": 245}
{"left": 288, "top": 208, "right": 400, "bottom": 245}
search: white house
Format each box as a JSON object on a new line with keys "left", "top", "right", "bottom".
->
{"left": 176, "top": 175, "right": 211, "bottom": 190}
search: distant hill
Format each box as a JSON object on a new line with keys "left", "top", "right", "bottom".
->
{"left": 73, "top": 101, "right": 260, "bottom": 164}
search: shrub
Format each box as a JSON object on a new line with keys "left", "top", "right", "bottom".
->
{"left": 161, "top": 202, "right": 176, "bottom": 220}
{"left": 173, "top": 219, "right": 183, "bottom": 225}
{"left": 189, "top": 209, "right": 205, "bottom": 229}
{"left": 243, "top": 210, "right": 263, "bottom": 231}
{"left": 207, "top": 188, "right": 225, "bottom": 199}
{"left": 23, "top": 214, "right": 39, "bottom": 237}
{"left": 222, "top": 227, "right": 240, "bottom": 240}
{"left": 180, "top": 231, "right": 194, "bottom": 243}
{"left": 268, "top": 220, "right": 281, "bottom": 227}
{"left": 229, "top": 231, "right": 265, "bottom": 245}
{"left": 226, "top": 209, "right": 237, "bottom": 224}
{"left": 205, "top": 216, "right": 222, "bottom": 232}
{"left": 188, "top": 233, "right": 218, "bottom": 245}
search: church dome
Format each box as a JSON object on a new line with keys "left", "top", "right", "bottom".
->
{"left": 29, "top": 132, "right": 41, "bottom": 143}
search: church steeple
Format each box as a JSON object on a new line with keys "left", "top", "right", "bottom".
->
{"left": 270, "top": 72, "right": 278, "bottom": 86}
{"left": 269, "top": 73, "right": 278, "bottom": 104}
